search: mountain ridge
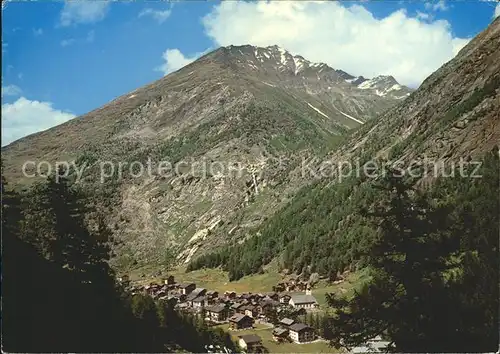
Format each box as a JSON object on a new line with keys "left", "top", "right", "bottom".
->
{"left": 0, "top": 43, "right": 419, "bottom": 269}
{"left": 186, "top": 18, "right": 500, "bottom": 279}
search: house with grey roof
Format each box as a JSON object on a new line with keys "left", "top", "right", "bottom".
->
{"left": 179, "top": 283, "right": 196, "bottom": 295}
{"left": 192, "top": 296, "right": 206, "bottom": 310}
{"left": 229, "top": 313, "right": 254, "bottom": 330}
{"left": 279, "top": 317, "right": 295, "bottom": 328}
{"left": 193, "top": 287, "right": 207, "bottom": 296}
{"left": 289, "top": 294, "right": 318, "bottom": 310}
{"left": 205, "top": 304, "right": 228, "bottom": 322}
{"left": 289, "top": 323, "right": 315, "bottom": 343}
{"left": 238, "top": 334, "right": 262, "bottom": 351}
{"left": 272, "top": 327, "right": 289, "bottom": 341}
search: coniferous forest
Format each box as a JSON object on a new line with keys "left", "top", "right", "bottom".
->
{"left": 3, "top": 150, "right": 498, "bottom": 352}
{"left": 188, "top": 149, "right": 500, "bottom": 351}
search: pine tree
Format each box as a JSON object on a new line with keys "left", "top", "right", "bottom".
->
{"left": 325, "top": 169, "right": 461, "bottom": 351}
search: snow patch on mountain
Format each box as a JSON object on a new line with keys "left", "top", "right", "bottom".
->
{"left": 277, "top": 46, "right": 289, "bottom": 66}
{"left": 331, "top": 103, "right": 365, "bottom": 125}
{"left": 358, "top": 79, "right": 377, "bottom": 90}
{"left": 307, "top": 102, "right": 330, "bottom": 119}
{"left": 346, "top": 76, "right": 360, "bottom": 83}
{"left": 293, "top": 56, "right": 305, "bottom": 75}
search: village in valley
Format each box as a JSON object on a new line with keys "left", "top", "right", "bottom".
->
{"left": 119, "top": 272, "right": 390, "bottom": 353}
{"left": 120, "top": 274, "right": 329, "bottom": 352}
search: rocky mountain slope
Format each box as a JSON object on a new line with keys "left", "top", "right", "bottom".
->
{"left": 187, "top": 18, "right": 500, "bottom": 279}
{"left": 2, "top": 45, "right": 412, "bottom": 269}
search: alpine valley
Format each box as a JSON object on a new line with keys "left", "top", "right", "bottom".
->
{"left": 2, "top": 43, "right": 414, "bottom": 268}
{"left": 2, "top": 10, "right": 499, "bottom": 354}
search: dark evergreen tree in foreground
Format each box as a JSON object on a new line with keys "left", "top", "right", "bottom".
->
{"left": 2, "top": 168, "right": 238, "bottom": 352}
{"left": 324, "top": 151, "right": 499, "bottom": 352}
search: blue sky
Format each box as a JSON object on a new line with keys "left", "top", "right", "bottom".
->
{"left": 2, "top": 0, "right": 499, "bottom": 146}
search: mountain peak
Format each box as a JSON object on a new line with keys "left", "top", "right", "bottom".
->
{"left": 214, "top": 44, "right": 411, "bottom": 98}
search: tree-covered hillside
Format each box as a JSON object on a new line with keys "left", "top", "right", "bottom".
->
{"left": 188, "top": 150, "right": 498, "bottom": 280}
{"left": 1, "top": 167, "right": 238, "bottom": 352}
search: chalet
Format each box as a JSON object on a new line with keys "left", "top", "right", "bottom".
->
{"left": 264, "top": 292, "right": 279, "bottom": 301}
{"left": 156, "top": 290, "right": 167, "bottom": 298}
{"left": 289, "top": 323, "right": 315, "bottom": 343}
{"left": 205, "top": 304, "right": 228, "bottom": 322}
{"left": 192, "top": 296, "right": 206, "bottom": 309}
{"left": 180, "top": 283, "right": 196, "bottom": 295}
{"left": 272, "top": 327, "right": 289, "bottom": 342}
{"left": 279, "top": 318, "right": 295, "bottom": 328}
{"left": 229, "top": 313, "right": 254, "bottom": 330}
{"left": 238, "top": 334, "right": 262, "bottom": 351}
{"left": 206, "top": 290, "right": 219, "bottom": 299}
{"left": 278, "top": 294, "right": 291, "bottom": 304}
{"left": 257, "top": 301, "right": 274, "bottom": 315}
{"left": 176, "top": 293, "right": 186, "bottom": 302}
{"left": 242, "top": 305, "right": 258, "bottom": 318}
{"left": 193, "top": 288, "right": 207, "bottom": 296}
{"left": 146, "top": 284, "right": 161, "bottom": 296}
{"left": 224, "top": 291, "right": 237, "bottom": 300}
{"left": 261, "top": 297, "right": 279, "bottom": 306}
{"left": 230, "top": 302, "right": 244, "bottom": 315}
{"left": 240, "top": 293, "right": 253, "bottom": 301}
{"left": 185, "top": 292, "right": 199, "bottom": 302}
{"left": 289, "top": 294, "right": 318, "bottom": 310}
{"left": 218, "top": 298, "right": 231, "bottom": 306}
{"left": 164, "top": 275, "right": 175, "bottom": 285}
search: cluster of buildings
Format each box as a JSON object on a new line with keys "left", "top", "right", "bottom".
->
{"left": 272, "top": 278, "right": 312, "bottom": 292}
{"left": 235, "top": 317, "right": 317, "bottom": 352}
{"left": 120, "top": 275, "right": 322, "bottom": 347}
{"left": 351, "top": 336, "right": 391, "bottom": 353}
{"left": 273, "top": 318, "right": 316, "bottom": 343}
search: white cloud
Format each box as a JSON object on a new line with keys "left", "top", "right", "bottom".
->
{"left": 1, "top": 97, "right": 76, "bottom": 146}
{"left": 156, "top": 48, "right": 207, "bottom": 75}
{"left": 425, "top": 0, "right": 449, "bottom": 12}
{"left": 138, "top": 8, "right": 172, "bottom": 24}
{"left": 416, "top": 11, "right": 431, "bottom": 21}
{"left": 33, "top": 28, "right": 43, "bottom": 36}
{"left": 61, "top": 38, "right": 75, "bottom": 47}
{"left": 2, "top": 43, "right": 7, "bottom": 53}
{"left": 60, "top": 0, "right": 110, "bottom": 27}
{"left": 494, "top": 3, "right": 500, "bottom": 18}
{"left": 2, "top": 85, "right": 22, "bottom": 97}
{"left": 202, "top": 1, "right": 469, "bottom": 87}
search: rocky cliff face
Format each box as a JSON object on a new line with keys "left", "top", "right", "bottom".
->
{"left": 329, "top": 17, "right": 500, "bottom": 170}
{"left": 2, "top": 44, "right": 413, "bottom": 269}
